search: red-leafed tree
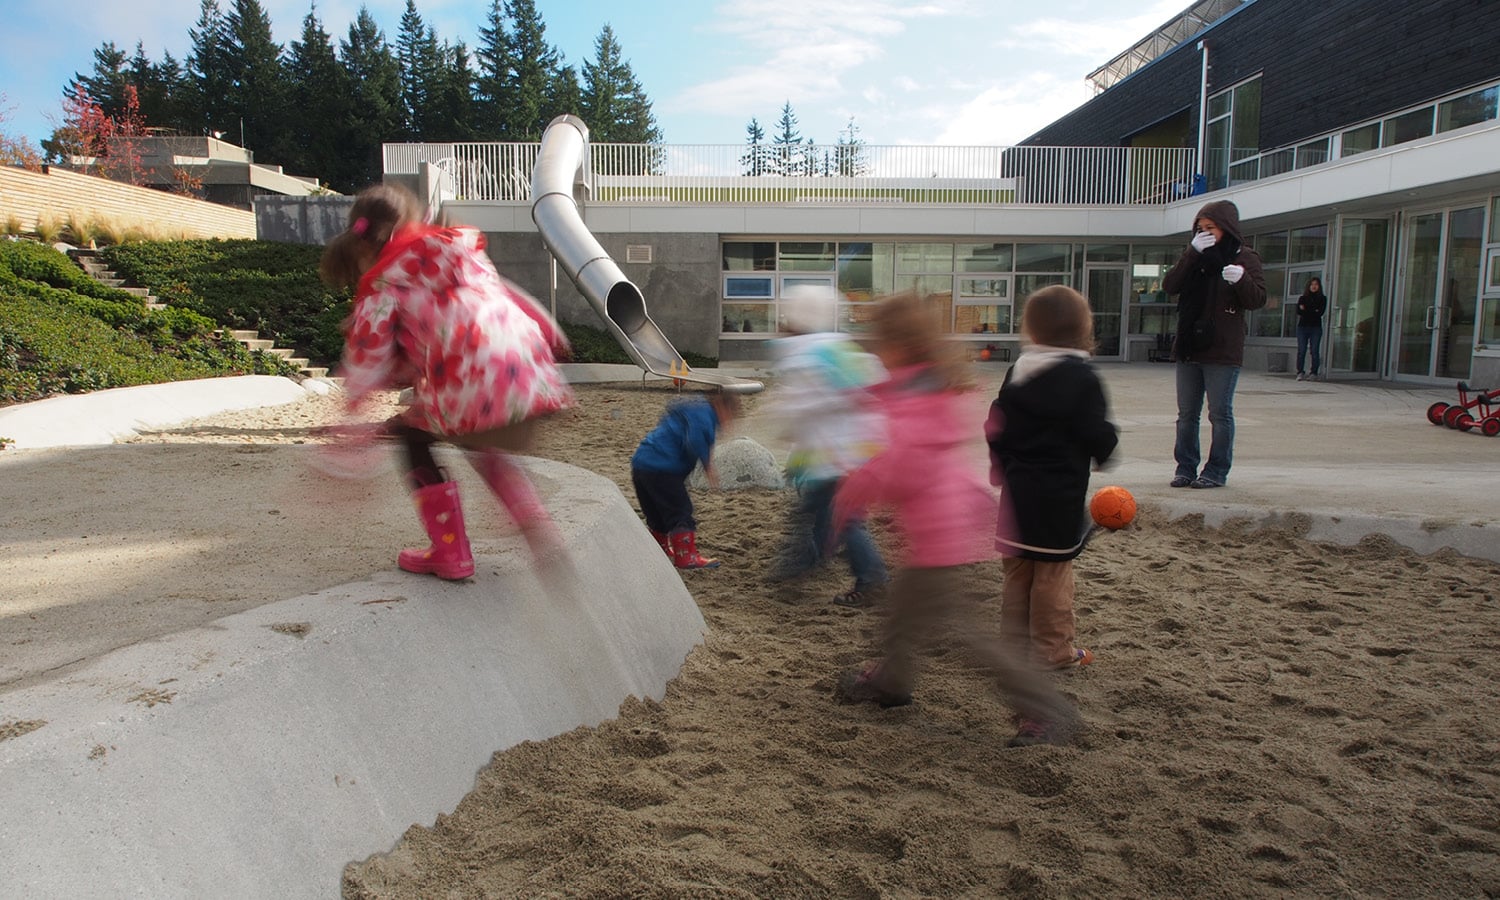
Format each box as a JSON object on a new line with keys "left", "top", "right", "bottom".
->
{"left": 45, "top": 84, "right": 150, "bottom": 185}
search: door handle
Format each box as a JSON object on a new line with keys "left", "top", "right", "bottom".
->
{"left": 1424, "top": 306, "right": 1438, "bottom": 330}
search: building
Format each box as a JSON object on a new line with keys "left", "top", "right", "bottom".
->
{"left": 377, "top": 0, "right": 1500, "bottom": 386}
{"left": 75, "top": 135, "right": 330, "bottom": 211}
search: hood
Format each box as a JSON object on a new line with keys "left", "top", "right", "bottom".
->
{"left": 1192, "top": 199, "right": 1246, "bottom": 244}
{"left": 1001, "top": 355, "right": 1091, "bottom": 422}
{"left": 875, "top": 364, "right": 973, "bottom": 449}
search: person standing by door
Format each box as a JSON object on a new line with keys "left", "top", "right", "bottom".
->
{"left": 1165, "top": 199, "right": 1267, "bottom": 489}
{"left": 1295, "top": 276, "right": 1328, "bottom": 381}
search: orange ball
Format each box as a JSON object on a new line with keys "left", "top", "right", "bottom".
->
{"left": 1090, "top": 485, "right": 1136, "bottom": 530}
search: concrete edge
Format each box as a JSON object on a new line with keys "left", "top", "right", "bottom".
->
{"left": 0, "top": 458, "right": 707, "bottom": 899}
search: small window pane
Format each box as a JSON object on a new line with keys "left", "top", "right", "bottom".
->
{"left": 1230, "top": 79, "right": 1261, "bottom": 161}
{"left": 782, "top": 275, "right": 834, "bottom": 294}
{"left": 724, "top": 275, "right": 774, "bottom": 299}
{"left": 723, "top": 242, "right": 775, "bottom": 271}
{"left": 958, "top": 277, "right": 1009, "bottom": 298}
{"left": 1480, "top": 296, "right": 1500, "bottom": 345}
{"left": 1296, "top": 138, "right": 1330, "bottom": 168}
{"left": 896, "top": 243, "right": 954, "bottom": 272}
{"left": 1208, "top": 91, "right": 1231, "bottom": 119}
{"left": 1086, "top": 244, "right": 1129, "bottom": 262}
{"left": 1252, "top": 268, "right": 1287, "bottom": 337}
{"left": 1015, "top": 243, "right": 1071, "bottom": 272}
{"left": 839, "top": 242, "right": 894, "bottom": 300}
{"left": 1253, "top": 231, "right": 1289, "bottom": 266}
{"left": 955, "top": 304, "right": 1010, "bottom": 334}
{"left": 1261, "top": 148, "right": 1295, "bottom": 178}
{"left": 1229, "top": 157, "right": 1259, "bottom": 185}
{"left": 1016, "top": 274, "right": 1068, "bottom": 299}
{"left": 1206, "top": 117, "right": 1231, "bottom": 191}
{"left": 1290, "top": 225, "right": 1328, "bottom": 264}
{"left": 957, "top": 242, "right": 1013, "bottom": 272}
{"left": 1382, "top": 107, "right": 1434, "bottom": 147}
{"left": 895, "top": 274, "right": 954, "bottom": 298}
{"left": 1132, "top": 245, "right": 1178, "bottom": 268}
{"left": 1341, "top": 123, "right": 1381, "bottom": 156}
{"left": 779, "top": 242, "right": 836, "bottom": 271}
{"left": 722, "top": 304, "right": 774, "bottom": 333}
{"left": 1491, "top": 197, "right": 1500, "bottom": 245}
{"left": 1439, "top": 87, "right": 1499, "bottom": 132}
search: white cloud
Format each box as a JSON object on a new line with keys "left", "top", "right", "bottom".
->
{"left": 929, "top": 73, "right": 1094, "bottom": 145}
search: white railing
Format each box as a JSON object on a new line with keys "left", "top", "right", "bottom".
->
{"left": 384, "top": 142, "right": 1197, "bottom": 205}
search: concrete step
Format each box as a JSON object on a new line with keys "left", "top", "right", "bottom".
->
{"left": 267, "top": 347, "right": 297, "bottom": 360}
{"left": 299, "top": 366, "right": 330, "bottom": 379}
{"left": 243, "top": 339, "right": 276, "bottom": 352}
{"left": 119, "top": 286, "right": 151, "bottom": 297}
{"left": 228, "top": 330, "right": 261, "bottom": 342}
{"left": 98, "top": 278, "right": 126, "bottom": 287}
{"left": 284, "top": 357, "right": 310, "bottom": 369}
{"left": 147, "top": 303, "right": 168, "bottom": 311}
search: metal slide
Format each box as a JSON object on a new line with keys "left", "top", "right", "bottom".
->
{"left": 530, "top": 115, "right": 762, "bottom": 394}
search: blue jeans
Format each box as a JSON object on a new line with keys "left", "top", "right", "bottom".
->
{"left": 1296, "top": 325, "right": 1322, "bottom": 375}
{"left": 772, "top": 478, "right": 888, "bottom": 590}
{"left": 1175, "top": 362, "right": 1240, "bottom": 485}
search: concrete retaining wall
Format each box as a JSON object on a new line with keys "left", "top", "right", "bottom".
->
{"left": 0, "top": 458, "right": 706, "bottom": 898}
{"left": 0, "top": 166, "right": 255, "bottom": 238}
{"left": 255, "top": 195, "right": 356, "bottom": 246}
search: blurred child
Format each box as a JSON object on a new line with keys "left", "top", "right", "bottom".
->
{"left": 319, "top": 183, "right": 573, "bottom": 580}
{"left": 832, "top": 292, "right": 1077, "bottom": 747}
{"left": 762, "top": 285, "right": 889, "bottom": 606}
{"left": 631, "top": 390, "right": 741, "bottom": 569}
{"left": 986, "top": 286, "right": 1118, "bottom": 689}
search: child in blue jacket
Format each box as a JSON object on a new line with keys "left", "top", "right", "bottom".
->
{"left": 631, "top": 391, "right": 740, "bottom": 568}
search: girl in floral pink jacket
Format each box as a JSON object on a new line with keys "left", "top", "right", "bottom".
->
{"left": 320, "top": 184, "right": 573, "bottom": 580}
{"left": 832, "top": 292, "right": 1076, "bottom": 747}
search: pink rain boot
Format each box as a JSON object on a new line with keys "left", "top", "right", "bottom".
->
{"left": 669, "top": 530, "right": 720, "bottom": 569}
{"left": 398, "top": 480, "right": 475, "bottom": 580}
{"left": 469, "top": 449, "right": 562, "bottom": 560}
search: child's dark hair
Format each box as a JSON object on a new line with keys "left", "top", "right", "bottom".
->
{"left": 319, "top": 183, "right": 422, "bottom": 289}
{"left": 869, "top": 290, "right": 974, "bottom": 391}
{"left": 1020, "top": 285, "right": 1095, "bottom": 352}
{"left": 709, "top": 390, "right": 742, "bottom": 420}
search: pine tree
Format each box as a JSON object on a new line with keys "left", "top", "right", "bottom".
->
{"left": 185, "top": 0, "right": 233, "bottom": 137}
{"left": 741, "top": 117, "right": 772, "bottom": 176}
{"left": 222, "top": 0, "right": 290, "bottom": 158}
{"left": 473, "top": 0, "right": 510, "bottom": 138}
{"left": 772, "top": 101, "right": 802, "bottom": 176}
{"left": 339, "top": 6, "right": 403, "bottom": 188}
{"left": 287, "top": 6, "right": 350, "bottom": 186}
{"left": 834, "top": 115, "right": 868, "bottom": 176}
{"left": 396, "top": 0, "right": 438, "bottom": 140}
{"left": 427, "top": 37, "right": 475, "bottom": 142}
{"left": 547, "top": 64, "right": 583, "bottom": 128}
{"left": 503, "top": 0, "right": 561, "bottom": 139}
{"left": 581, "top": 25, "right": 660, "bottom": 144}
{"left": 63, "top": 43, "right": 129, "bottom": 119}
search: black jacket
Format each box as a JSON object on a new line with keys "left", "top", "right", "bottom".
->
{"left": 1164, "top": 199, "right": 1268, "bottom": 366}
{"left": 987, "top": 357, "right": 1118, "bottom": 561}
{"left": 1296, "top": 290, "right": 1328, "bottom": 328}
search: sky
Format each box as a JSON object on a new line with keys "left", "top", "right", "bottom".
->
{"left": 0, "top": 0, "right": 1194, "bottom": 151}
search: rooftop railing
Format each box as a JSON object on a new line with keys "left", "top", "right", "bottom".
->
{"left": 383, "top": 142, "right": 1198, "bottom": 206}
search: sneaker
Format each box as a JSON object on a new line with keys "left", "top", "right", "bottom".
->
{"left": 1189, "top": 477, "right": 1223, "bottom": 489}
{"left": 1008, "top": 717, "right": 1060, "bottom": 748}
{"left": 1296, "top": 372, "right": 1306, "bottom": 381}
{"left": 832, "top": 584, "right": 885, "bottom": 608}
{"left": 836, "top": 662, "right": 912, "bottom": 708}
{"left": 1169, "top": 475, "right": 1193, "bottom": 488}
{"left": 1051, "top": 647, "right": 1094, "bottom": 670}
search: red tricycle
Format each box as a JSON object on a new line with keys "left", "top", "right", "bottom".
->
{"left": 1427, "top": 381, "right": 1500, "bottom": 436}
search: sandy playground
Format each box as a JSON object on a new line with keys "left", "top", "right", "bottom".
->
{"left": 3, "top": 379, "right": 1499, "bottom": 897}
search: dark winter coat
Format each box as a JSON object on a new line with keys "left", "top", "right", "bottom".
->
{"left": 1296, "top": 289, "right": 1328, "bottom": 328}
{"left": 631, "top": 397, "right": 720, "bottom": 476}
{"left": 1164, "top": 199, "right": 1267, "bottom": 366}
{"left": 986, "top": 356, "right": 1118, "bottom": 562}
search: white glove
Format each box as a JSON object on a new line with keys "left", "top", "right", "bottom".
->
{"left": 1222, "top": 264, "right": 1244, "bottom": 284}
{"left": 1191, "top": 230, "right": 1217, "bottom": 252}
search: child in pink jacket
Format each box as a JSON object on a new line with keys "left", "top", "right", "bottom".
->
{"left": 833, "top": 291, "right": 1077, "bottom": 747}
{"left": 320, "top": 183, "right": 573, "bottom": 580}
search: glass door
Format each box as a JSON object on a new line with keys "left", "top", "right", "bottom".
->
{"left": 1395, "top": 207, "right": 1483, "bottom": 379}
{"left": 1084, "top": 264, "right": 1129, "bottom": 359}
{"left": 1330, "top": 218, "right": 1390, "bottom": 374}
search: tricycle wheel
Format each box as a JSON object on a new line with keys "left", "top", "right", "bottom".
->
{"left": 1444, "top": 406, "right": 1467, "bottom": 428}
{"left": 1482, "top": 417, "right": 1500, "bottom": 438}
{"left": 1427, "top": 401, "right": 1450, "bottom": 425}
{"left": 1454, "top": 412, "right": 1475, "bottom": 432}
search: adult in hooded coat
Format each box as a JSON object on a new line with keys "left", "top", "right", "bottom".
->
{"left": 1164, "top": 199, "right": 1267, "bottom": 489}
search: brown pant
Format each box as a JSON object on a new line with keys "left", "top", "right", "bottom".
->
{"left": 1000, "top": 557, "right": 1077, "bottom": 668}
{"left": 878, "top": 565, "right": 1074, "bottom": 725}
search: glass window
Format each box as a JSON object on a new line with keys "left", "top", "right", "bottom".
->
{"left": 1290, "top": 225, "right": 1328, "bottom": 264}
{"left": 724, "top": 275, "right": 774, "bottom": 299}
{"left": 1251, "top": 268, "right": 1288, "bottom": 337}
{"left": 1015, "top": 243, "right": 1070, "bottom": 272}
{"left": 1296, "top": 138, "right": 1329, "bottom": 169}
{"left": 1492, "top": 196, "right": 1500, "bottom": 244}
{"left": 1015, "top": 274, "right": 1068, "bottom": 299}
{"left": 722, "top": 242, "right": 775, "bottom": 271}
{"left": 954, "top": 304, "right": 1010, "bottom": 335}
{"left": 1230, "top": 78, "right": 1262, "bottom": 162}
{"left": 837, "top": 243, "right": 895, "bottom": 301}
{"left": 1205, "top": 117, "right": 1231, "bottom": 191}
{"left": 1132, "top": 245, "right": 1178, "bottom": 269}
{"left": 722, "top": 304, "right": 775, "bottom": 333}
{"left": 1229, "top": 157, "right": 1260, "bottom": 185}
{"left": 1086, "top": 244, "right": 1129, "bottom": 263}
{"left": 1341, "top": 122, "right": 1381, "bottom": 156}
{"left": 895, "top": 274, "right": 954, "bottom": 298}
{"left": 957, "top": 242, "right": 1013, "bottom": 272}
{"left": 1439, "top": 86, "right": 1499, "bottom": 133}
{"left": 1261, "top": 149, "right": 1294, "bottom": 178}
{"left": 1253, "top": 231, "right": 1288, "bottom": 266}
{"left": 1208, "top": 91, "right": 1231, "bottom": 120}
{"left": 778, "top": 242, "right": 836, "bottom": 271}
{"left": 1382, "top": 107, "right": 1434, "bottom": 147}
{"left": 896, "top": 242, "right": 954, "bottom": 272}
{"left": 958, "top": 277, "right": 1009, "bottom": 298}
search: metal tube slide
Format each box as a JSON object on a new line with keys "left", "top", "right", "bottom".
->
{"left": 530, "top": 115, "right": 761, "bottom": 393}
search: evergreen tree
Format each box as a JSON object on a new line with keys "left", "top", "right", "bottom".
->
{"left": 427, "top": 37, "right": 475, "bottom": 142}
{"left": 581, "top": 25, "right": 660, "bottom": 144}
{"left": 222, "top": 0, "right": 290, "bottom": 158}
{"left": 396, "top": 0, "right": 439, "bottom": 140}
{"left": 63, "top": 43, "right": 129, "bottom": 119}
{"left": 473, "top": 0, "right": 510, "bottom": 138}
{"left": 185, "top": 0, "right": 233, "bottom": 137}
{"left": 772, "top": 101, "right": 802, "bottom": 175}
{"left": 339, "top": 6, "right": 403, "bottom": 188}
{"left": 740, "top": 117, "right": 772, "bottom": 176}
{"left": 834, "top": 115, "right": 868, "bottom": 176}
{"left": 503, "top": 0, "right": 561, "bottom": 139}
{"left": 287, "top": 6, "right": 350, "bottom": 186}
{"left": 547, "top": 64, "right": 583, "bottom": 127}
{"left": 130, "top": 45, "right": 189, "bottom": 133}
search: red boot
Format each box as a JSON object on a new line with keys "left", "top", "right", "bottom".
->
{"left": 398, "top": 480, "right": 475, "bottom": 580}
{"left": 669, "top": 530, "right": 720, "bottom": 569}
{"left": 649, "top": 529, "right": 671, "bottom": 557}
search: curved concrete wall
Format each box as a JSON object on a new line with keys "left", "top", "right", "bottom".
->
{"left": 0, "top": 457, "right": 705, "bottom": 898}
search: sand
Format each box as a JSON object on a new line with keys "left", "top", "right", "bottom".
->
{"left": 7, "top": 381, "right": 1500, "bottom": 896}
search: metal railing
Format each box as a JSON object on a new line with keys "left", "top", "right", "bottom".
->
{"left": 384, "top": 142, "right": 1197, "bottom": 206}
